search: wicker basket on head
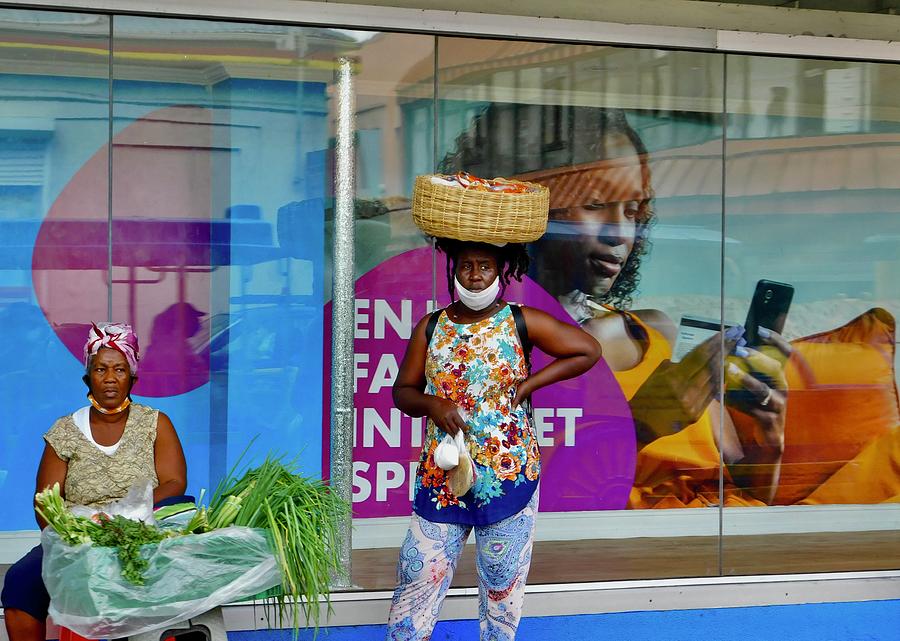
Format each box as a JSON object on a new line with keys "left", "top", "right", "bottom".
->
{"left": 412, "top": 174, "right": 549, "bottom": 244}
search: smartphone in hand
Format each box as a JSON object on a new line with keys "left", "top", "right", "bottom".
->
{"left": 744, "top": 279, "right": 794, "bottom": 347}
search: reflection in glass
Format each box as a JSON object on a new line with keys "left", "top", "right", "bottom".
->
{"left": 316, "top": 32, "right": 437, "bottom": 590}
{"left": 332, "top": 32, "right": 436, "bottom": 281}
{"left": 0, "top": 9, "right": 111, "bottom": 530}
{"left": 427, "top": 38, "right": 726, "bottom": 583}
{"left": 723, "top": 55, "right": 900, "bottom": 575}
{"left": 0, "top": 3, "right": 895, "bottom": 589}
{"left": 327, "top": 38, "right": 437, "bottom": 497}
{"left": 109, "top": 17, "right": 357, "bottom": 493}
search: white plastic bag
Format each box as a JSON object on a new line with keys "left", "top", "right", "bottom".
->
{"left": 434, "top": 434, "right": 460, "bottom": 470}
{"left": 434, "top": 406, "right": 474, "bottom": 471}
{"left": 69, "top": 479, "right": 156, "bottom": 524}
{"left": 42, "top": 526, "right": 281, "bottom": 638}
{"left": 447, "top": 431, "right": 476, "bottom": 497}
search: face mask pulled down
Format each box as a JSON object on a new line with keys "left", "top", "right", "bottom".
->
{"left": 454, "top": 275, "right": 501, "bottom": 311}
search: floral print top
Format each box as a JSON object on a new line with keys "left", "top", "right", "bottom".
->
{"left": 413, "top": 304, "right": 540, "bottom": 526}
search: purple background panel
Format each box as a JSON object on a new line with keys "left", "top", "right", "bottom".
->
{"left": 324, "top": 247, "right": 635, "bottom": 517}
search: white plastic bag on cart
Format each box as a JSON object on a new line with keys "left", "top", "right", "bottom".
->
{"left": 42, "top": 525, "right": 281, "bottom": 639}
{"left": 68, "top": 480, "right": 156, "bottom": 525}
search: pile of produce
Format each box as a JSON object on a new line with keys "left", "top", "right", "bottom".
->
{"left": 36, "top": 483, "right": 171, "bottom": 585}
{"left": 430, "top": 172, "right": 538, "bottom": 193}
{"left": 36, "top": 457, "right": 348, "bottom": 633}
{"left": 197, "top": 457, "right": 349, "bottom": 629}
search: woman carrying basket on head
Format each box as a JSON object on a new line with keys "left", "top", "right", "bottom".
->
{"left": 386, "top": 175, "right": 602, "bottom": 641}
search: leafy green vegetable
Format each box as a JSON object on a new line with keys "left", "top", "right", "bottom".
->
{"left": 36, "top": 454, "right": 350, "bottom": 636}
{"left": 152, "top": 502, "right": 197, "bottom": 521}
{"left": 35, "top": 483, "right": 169, "bottom": 585}
{"left": 207, "top": 457, "right": 349, "bottom": 635}
{"left": 35, "top": 483, "right": 99, "bottom": 545}
{"left": 90, "top": 514, "right": 166, "bottom": 585}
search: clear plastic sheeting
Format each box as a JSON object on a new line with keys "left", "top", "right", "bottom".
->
{"left": 42, "top": 526, "right": 281, "bottom": 638}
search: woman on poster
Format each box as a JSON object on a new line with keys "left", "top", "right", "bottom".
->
{"left": 442, "top": 107, "right": 789, "bottom": 507}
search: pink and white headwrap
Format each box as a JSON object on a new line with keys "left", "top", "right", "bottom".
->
{"left": 84, "top": 322, "right": 140, "bottom": 374}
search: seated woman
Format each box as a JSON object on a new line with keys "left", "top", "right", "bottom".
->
{"left": 1, "top": 322, "right": 188, "bottom": 641}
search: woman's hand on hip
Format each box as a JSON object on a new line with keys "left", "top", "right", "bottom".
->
{"left": 512, "top": 379, "right": 534, "bottom": 410}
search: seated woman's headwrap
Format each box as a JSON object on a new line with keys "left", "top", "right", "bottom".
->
{"left": 84, "top": 322, "right": 140, "bottom": 374}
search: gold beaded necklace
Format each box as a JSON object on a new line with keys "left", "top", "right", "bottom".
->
{"left": 87, "top": 393, "right": 131, "bottom": 416}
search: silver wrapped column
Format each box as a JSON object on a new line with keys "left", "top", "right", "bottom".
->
{"left": 329, "top": 56, "right": 356, "bottom": 589}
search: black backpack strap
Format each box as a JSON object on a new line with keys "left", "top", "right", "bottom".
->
{"left": 510, "top": 304, "right": 534, "bottom": 419}
{"left": 510, "top": 304, "right": 532, "bottom": 371}
{"left": 424, "top": 308, "right": 443, "bottom": 347}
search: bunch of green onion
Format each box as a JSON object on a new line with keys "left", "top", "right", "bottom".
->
{"left": 35, "top": 483, "right": 97, "bottom": 545}
{"left": 205, "top": 457, "right": 349, "bottom": 633}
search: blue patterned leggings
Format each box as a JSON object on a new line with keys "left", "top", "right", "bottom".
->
{"left": 385, "top": 493, "right": 538, "bottom": 641}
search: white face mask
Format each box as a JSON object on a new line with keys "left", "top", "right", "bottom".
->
{"left": 454, "top": 275, "right": 501, "bottom": 311}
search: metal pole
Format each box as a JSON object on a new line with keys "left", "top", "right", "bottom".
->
{"left": 329, "top": 56, "right": 356, "bottom": 589}
{"left": 107, "top": 15, "right": 114, "bottom": 322}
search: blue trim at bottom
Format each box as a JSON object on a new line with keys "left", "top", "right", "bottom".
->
{"left": 229, "top": 599, "right": 900, "bottom": 641}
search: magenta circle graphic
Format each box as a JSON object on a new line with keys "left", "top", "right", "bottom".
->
{"left": 325, "top": 247, "right": 636, "bottom": 516}
{"left": 32, "top": 106, "right": 214, "bottom": 397}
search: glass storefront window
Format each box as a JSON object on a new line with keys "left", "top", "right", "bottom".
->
{"left": 326, "top": 33, "right": 437, "bottom": 589}
{"left": 430, "top": 38, "right": 726, "bottom": 583}
{"left": 0, "top": 9, "right": 111, "bottom": 531}
{"left": 722, "top": 54, "right": 900, "bottom": 575}
{"left": 0, "top": 10, "right": 351, "bottom": 534}
{"left": 0, "top": 6, "right": 897, "bottom": 590}
{"left": 108, "top": 16, "right": 353, "bottom": 490}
